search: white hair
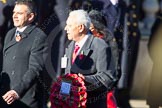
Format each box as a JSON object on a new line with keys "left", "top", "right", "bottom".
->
{"left": 69, "top": 9, "right": 91, "bottom": 29}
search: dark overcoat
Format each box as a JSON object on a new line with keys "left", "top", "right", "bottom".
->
{"left": 0, "top": 24, "right": 48, "bottom": 108}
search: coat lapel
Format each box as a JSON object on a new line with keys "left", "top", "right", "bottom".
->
{"left": 3, "top": 28, "right": 16, "bottom": 53}
{"left": 71, "top": 34, "right": 94, "bottom": 74}
{"left": 77, "top": 34, "right": 94, "bottom": 65}
{"left": 65, "top": 41, "right": 75, "bottom": 72}
{"left": 3, "top": 25, "right": 36, "bottom": 53}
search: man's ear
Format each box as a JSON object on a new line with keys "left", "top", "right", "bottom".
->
{"left": 79, "top": 24, "right": 85, "bottom": 33}
{"left": 28, "top": 13, "right": 35, "bottom": 22}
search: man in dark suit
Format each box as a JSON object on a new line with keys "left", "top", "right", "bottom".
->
{"left": 64, "top": 9, "right": 118, "bottom": 108}
{"left": 0, "top": 0, "right": 48, "bottom": 108}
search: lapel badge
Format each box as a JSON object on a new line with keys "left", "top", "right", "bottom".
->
{"left": 15, "top": 35, "right": 22, "bottom": 42}
{"left": 79, "top": 50, "right": 84, "bottom": 60}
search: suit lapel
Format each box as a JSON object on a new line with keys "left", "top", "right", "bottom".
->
{"left": 71, "top": 35, "right": 94, "bottom": 74}
{"left": 77, "top": 34, "right": 94, "bottom": 65}
{"left": 81, "top": 34, "right": 94, "bottom": 51}
{"left": 66, "top": 41, "right": 75, "bottom": 69}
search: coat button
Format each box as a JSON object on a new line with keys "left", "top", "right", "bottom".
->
{"left": 11, "top": 71, "right": 15, "bottom": 75}
{"left": 13, "top": 56, "right": 16, "bottom": 59}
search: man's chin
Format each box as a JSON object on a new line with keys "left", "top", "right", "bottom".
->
{"left": 14, "top": 24, "right": 19, "bottom": 27}
{"left": 14, "top": 25, "right": 23, "bottom": 28}
{"left": 67, "top": 37, "right": 72, "bottom": 40}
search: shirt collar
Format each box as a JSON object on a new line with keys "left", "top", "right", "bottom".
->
{"left": 75, "top": 34, "right": 89, "bottom": 50}
{"left": 16, "top": 26, "right": 27, "bottom": 32}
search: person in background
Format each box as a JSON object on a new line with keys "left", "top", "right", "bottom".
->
{"left": 147, "top": 7, "right": 162, "bottom": 108}
{"left": 64, "top": 9, "right": 118, "bottom": 108}
{"left": 89, "top": 10, "right": 119, "bottom": 108}
{"left": 0, "top": 0, "right": 48, "bottom": 108}
{"left": 100, "top": 1, "right": 140, "bottom": 108}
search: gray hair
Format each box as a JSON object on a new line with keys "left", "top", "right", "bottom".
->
{"left": 69, "top": 9, "right": 91, "bottom": 29}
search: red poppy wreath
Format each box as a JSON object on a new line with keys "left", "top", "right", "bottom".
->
{"left": 50, "top": 73, "right": 87, "bottom": 108}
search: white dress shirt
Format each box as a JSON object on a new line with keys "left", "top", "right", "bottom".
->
{"left": 16, "top": 26, "right": 27, "bottom": 32}
{"left": 75, "top": 34, "right": 89, "bottom": 55}
{"left": 110, "top": 0, "right": 118, "bottom": 5}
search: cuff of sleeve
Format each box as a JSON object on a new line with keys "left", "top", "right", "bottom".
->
{"left": 12, "top": 90, "right": 20, "bottom": 99}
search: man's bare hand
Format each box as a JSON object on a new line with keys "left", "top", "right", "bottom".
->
{"left": 2, "top": 90, "right": 19, "bottom": 104}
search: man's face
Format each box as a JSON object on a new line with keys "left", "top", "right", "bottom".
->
{"left": 12, "top": 4, "right": 33, "bottom": 28}
{"left": 64, "top": 15, "right": 80, "bottom": 41}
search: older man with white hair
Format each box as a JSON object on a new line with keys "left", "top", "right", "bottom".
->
{"left": 64, "top": 9, "right": 117, "bottom": 108}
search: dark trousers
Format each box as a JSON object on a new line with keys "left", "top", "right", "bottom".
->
{"left": 87, "top": 96, "right": 107, "bottom": 108}
{"left": 0, "top": 97, "right": 30, "bottom": 108}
